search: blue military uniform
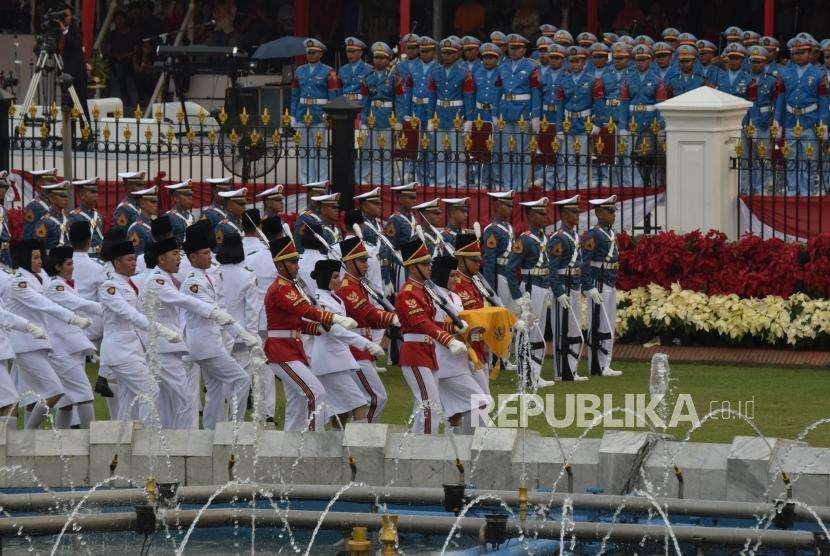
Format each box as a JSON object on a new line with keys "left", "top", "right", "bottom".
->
{"left": 22, "top": 168, "right": 57, "bottom": 239}
{"left": 112, "top": 195, "right": 140, "bottom": 234}
{"left": 480, "top": 190, "right": 515, "bottom": 307}
{"left": 35, "top": 207, "right": 69, "bottom": 250}
{"left": 695, "top": 40, "right": 722, "bottom": 85}
{"left": 127, "top": 213, "right": 153, "bottom": 255}
{"left": 460, "top": 36, "right": 482, "bottom": 74}
{"left": 293, "top": 181, "right": 329, "bottom": 253}
{"left": 213, "top": 187, "right": 248, "bottom": 247}
{"left": 340, "top": 37, "right": 372, "bottom": 103}
{"left": 666, "top": 45, "right": 705, "bottom": 97}
{"left": 68, "top": 206, "right": 104, "bottom": 253}
{"left": 382, "top": 184, "right": 418, "bottom": 290}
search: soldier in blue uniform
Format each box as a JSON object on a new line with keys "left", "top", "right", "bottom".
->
{"left": 471, "top": 42, "right": 504, "bottom": 186}
{"left": 382, "top": 182, "right": 418, "bottom": 292}
{"left": 359, "top": 41, "right": 407, "bottom": 186}
{"left": 742, "top": 30, "right": 760, "bottom": 48}
{"left": 0, "top": 175, "right": 11, "bottom": 265}
{"left": 821, "top": 40, "right": 830, "bottom": 82}
{"left": 581, "top": 195, "right": 622, "bottom": 378}
{"left": 340, "top": 37, "right": 371, "bottom": 104}
{"left": 165, "top": 180, "right": 195, "bottom": 243}
{"left": 539, "top": 24, "right": 557, "bottom": 39}
{"left": 589, "top": 42, "right": 612, "bottom": 187}
{"left": 556, "top": 46, "right": 604, "bottom": 189}
{"left": 760, "top": 36, "right": 782, "bottom": 77}
{"left": 409, "top": 36, "right": 439, "bottom": 184}
{"left": 429, "top": 36, "right": 475, "bottom": 187}
{"left": 255, "top": 184, "right": 285, "bottom": 220}
{"left": 311, "top": 192, "right": 342, "bottom": 245}
{"left": 32, "top": 180, "right": 69, "bottom": 249}
{"left": 667, "top": 45, "right": 704, "bottom": 97}
{"left": 440, "top": 197, "right": 470, "bottom": 247}
{"left": 213, "top": 187, "right": 247, "bottom": 246}
{"left": 202, "top": 177, "right": 234, "bottom": 230}
{"left": 290, "top": 38, "right": 341, "bottom": 183}
{"left": 549, "top": 195, "right": 586, "bottom": 382}
{"left": 554, "top": 29, "right": 574, "bottom": 47}
{"left": 412, "top": 198, "right": 445, "bottom": 256}
{"left": 354, "top": 187, "right": 384, "bottom": 246}
{"left": 714, "top": 43, "right": 752, "bottom": 98}
{"left": 22, "top": 168, "right": 59, "bottom": 239}
{"left": 696, "top": 40, "right": 722, "bottom": 85}
{"left": 490, "top": 31, "right": 508, "bottom": 58}
{"left": 396, "top": 33, "right": 420, "bottom": 82}
{"left": 67, "top": 178, "right": 103, "bottom": 255}
{"left": 460, "top": 36, "right": 482, "bottom": 74}
{"left": 780, "top": 37, "right": 829, "bottom": 195}
{"left": 600, "top": 42, "right": 633, "bottom": 186}
{"left": 126, "top": 186, "right": 158, "bottom": 256}
{"left": 505, "top": 197, "right": 553, "bottom": 387}
{"left": 661, "top": 27, "right": 680, "bottom": 46}
{"left": 589, "top": 42, "right": 611, "bottom": 79}
{"left": 111, "top": 171, "right": 146, "bottom": 234}
{"left": 480, "top": 190, "right": 514, "bottom": 308}
{"left": 293, "top": 180, "right": 329, "bottom": 252}
{"left": 652, "top": 42, "right": 675, "bottom": 82}
{"left": 497, "top": 33, "right": 542, "bottom": 190}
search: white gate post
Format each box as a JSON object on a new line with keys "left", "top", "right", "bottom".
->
{"left": 658, "top": 88, "right": 751, "bottom": 240}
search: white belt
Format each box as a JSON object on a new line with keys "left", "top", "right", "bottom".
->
{"left": 543, "top": 103, "right": 558, "bottom": 111}
{"left": 606, "top": 99, "right": 621, "bottom": 106}
{"left": 786, "top": 103, "right": 816, "bottom": 115}
{"left": 437, "top": 99, "right": 463, "bottom": 108}
{"left": 520, "top": 268, "right": 549, "bottom": 276}
{"left": 476, "top": 101, "right": 494, "bottom": 110}
{"left": 371, "top": 100, "right": 393, "bottom": 108}
{"left": 629, "top": 104, "right": 656, "bottom": 112}
{"left": 557, "top": 268, "right": 581, "bottom": 275}
{"left": 403, "top": 333, "right": 434, "bottom": 343}
{"left": 496, "top": 256, "right": 510, "bottom": 266}
{"left": 268, "top": 330, "right": 301, "bottom": 339}
{"left": 758, "top": 105, "right": 774, "bottom": 114}
{"left": 413, "top": 96, "right": 430, "bottom": 105}
{"left": 590, "top": 261, "right": 619, "bottom": 269}
{"left": 300, "top": 98, "right": 329, "bottom": 105}
{"left": 345, "top": 93, "right": 364, "bottom": 100}
{"left": 566, "top": 108, "right": 591, "bottom": 118}
{"left": 503, "top": 93, "right": 531, "bottom": 101}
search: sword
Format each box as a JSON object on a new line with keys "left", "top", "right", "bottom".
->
{"left": 423, "top": 280, "right": 466, "bottom": 331}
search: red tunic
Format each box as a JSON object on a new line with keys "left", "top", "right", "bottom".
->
{"left": 337, "top": 273, "right": 396, "bottom": 361}
{"left": 450, "top": 271, "right": 488, "bottom": 363}
{"left": 395, "top": 278, "right": 454, "bottom": 370}
{"left": 264, "top": 275, "right": 334, "bottom": 364}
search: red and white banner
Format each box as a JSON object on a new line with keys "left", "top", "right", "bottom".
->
{"left": 739, "top": 195, "right": 830, "bottom": 242}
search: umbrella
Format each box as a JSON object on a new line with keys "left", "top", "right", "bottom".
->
{"left": 253, "top": 36, "right": 309, "bottom": 59}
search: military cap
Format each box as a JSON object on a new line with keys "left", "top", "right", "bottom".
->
{"left": 454, "top": 233, "right": 481, "bottom": 258}
{"left": 32, "top": 167, "right": 58, "bottom": 178}
{"left": 256, "top": 184, "right": 285, "bottom": 200}
{"left": 310, "top": 192, "right": 340, "bottom": 207}
{"left": 400, "top": 238, "right": 430, "bottom": 266}
{"left": 760, "top": 36, "right": 780, "bottom": 49}
{"left": 507, "top": 33, "right": 529, "bottom": 46}
{"left": 723, "top": 42, "right": 747, "bottom": 57}
{"left": 479, "top": 42, "right": 501, "bottom": 57}
{"left": 576, "top": 32, "right": 597, "bottom": 46}
{"left": 676, "top": 44, "right": 697, "bottom": 61}
{"left": 742, "top": 30, "right": 760, "bottom": 45}
{"left": 311, "top": 259, "right": 342, "bottom": 290}
{"left": 723, "top": 26, "right": 743, "bottom": 41}
{"left": 567, "top": 45, "right": 588, "bottom": 59}
{"left": 461, "top": 35, "right": 481, "bottom": 48}
{"left": 431, "top": 255, "right": 458, "bottom": 287}
{"left": 440, "top": 36, "right": 461, "bottom": 51}
{"left": 618, "top": 35, "right": 635, "bottom": 45}
{"left": 520, "top": 197, "right": 549, "bottom": 213}
{"left": 611, "top": 42, "right": 632, "bottom": 57}
{"left": 661, "top": 27, "right": 680, "bottom": 41}
{"left": 487, "top": 190, "right": 514, "bottom": 204}
{"left": 269, "top": 236, "right": 299, "bottom": 263}
{"left": 589, "top": 42, "right": 610, "bottom": 56}
{"left": 553, "top": 29, "right": 573, "bottom": 45}
{"left": 206, "top": 176, "right": 233, "bottom": 189}
{"left": 153, "top": 236, "right": 180, "bottom": 258}
{"left": 165, "top": 179, "right": 192, "bottom": 194}
{"left": 553, "top": 194, "right": 580, "bottom": 210}
{"left": 339, "top": 236, "right": 369, "bottom": 262}
{"left": 677, "top": 32, "right": 697, "bottom": 46}
{"left": 442, "top": 197, "right": 469, "bottom": 209}
{"left": 218, "top": 187, "right": 248, "bottom": 202}
{"left": 748, "top": 46, "right": 769, "bottom": 61}
{"left": 132, "top": 185, "right": 157, "bottom": 200}
{"left": 117, "top": 170, "right": 144, "bottom": 181}
{"left": 150, "top": 214, "right": 173, "bottom": 239}
{"left": 696, "top": 39, "right": 717, "bottom": 53}
{"left": 371, "top": 41, "right": 393, "bottom": 57}
{"left": 354, "top": 186, "right": 381, "bottom": 202}
{"left": 344, "top": 36, "right": 366, "bottom": 50}
{"left": 589, "top": 195, "right": 617, "bottom": 209}
{"left": 632, "top": 44, "right": 653, "bottom": 59}
{"left": 412, "top": 198, "right": 441, "bottom": 213}
{"left": 390, "top": 182, "right": 418, "bottom": 196}
{"left": 72, "top": 177, "right": 99, "bottom": 191}
{"left": 418, "top": 35, "right": 437, "bottom": 49}
{"left": 653, "top": 41, "right": 673, "bottom": 56}
{"left": 602, "top": 32, "right": 618, "bottom": 45}
{"left": 402, "top": 33, "right": 419, "bottom": 46}
{"left": 490, "top": 31, "right": 507, "bottom": 45}
{"left": 539, "top": 24, "right": 558, "bottom": 36}
{"left": 42, "top": 180, "right": 70, "bottom": 195}
{"left": 548, "top": 43, "right": 568, "bottom": 58}
{"left": 69, "top": 220, "right": 91, "bottom": 244}
{"left": 635, "top": 35, "right": 654, "bottom": 46}
{"left": 304, "top": 38, "right": 326, "bottom": 52}
{"left": 536, "top": 36, "right": 553, "bottom": 51}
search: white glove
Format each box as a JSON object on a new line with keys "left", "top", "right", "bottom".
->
{"left": 391, "top": 315, "right": 401, "bottom": 327}
{"left": 393, "top": 122, "right": 403, "bottom": 131}
{"left": 289, "top": 116, "right": 298, "bottom": 128}
{"left": 210, "top": 308, "right": 236, "bottom": 326}
{"left": 367, "top": 342, "right": 385, "bottom": 357}
{"left": 69, "top": 315, "right": 92, "bottom": 329}
{"left": 427, "top": 118, "right": 436, "bottom": 132}
{"left": 237, "top": 329, "right": 261, "bottom": 348}
{"left": 463, "top": 120, "right": 472, "bottom": 133}
{"left": 384, "top": 283, "right": 395, "bottom": 298}
{"left": 590, "top": 124, "right": 600, "bottom": 136}
{"left": 447, "top": 339, "right": 467, "bottom": 356}
{"left": 618, "top": 128, "right": 629, "bottom": 137}
{"left": 250, "top": 346, "right": 267, "bottom": 367}
{"left": 25, "top": 322, "right": 47, "bottom": 340}
{"left": 556, "top": 293, "right": 571, "bottom": 310}
{"left": 157, "top": 324, "right": 182, "bottom": 343}
{"left": 454, "top": 319, "right": 469, "bottom": 335}
{"left": 556, "top": 132, "right": 565, "bottom": 143}
{"left": 332, "top": 314, "right": 358, "bottom": 330}
{"left": 359, "top": 123, "right": 368, "bottom": 131}
{"left": 531, "top": 117, "right": 540, "bottom": 133}
{"left": 585, "top": 288, "right": 603, "bottom": 304}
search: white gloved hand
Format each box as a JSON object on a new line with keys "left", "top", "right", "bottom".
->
{"left": 250, "top": 345, "right": 268, "bottom": 367}
{"left": 289, "top": 116, "right": 298, "bottom": 128}
{"left": 618, "top": 128, "right": 629, "bottom": 138}
{"left": 556, "top": 293, "right": 571, "bottom": 310}
{"left": 447, "top": 339, "right": 468, "bottom": 356}
{"left": 556, "top": 132, "right": 565, "bottom": 143}
{"left": 384, "top": 283, "right": 395, "bottom": 298}
{"left": 390, "top": 315, "right": 401, "bottom": 327}
{"left": 157, "top": 324, "right": 182, "bottom": 343}
{"left": 25, "top": 322, "right": 47, "bottom": 340}
{"left": 69, "top": 315, "right": 92, "bottom": 329}
{"left": 238, "top": 329, "right": 262, "bottom": 348}
{"left": 332, "top": 314, "right": 358, "bottom": 330}
{"left": 367, "top": 342, "right": 385, "bottom": 357}
{"left": 210, "top": 308, "right": 236, "bottom": 326}
{"left": 454, "top": 319, "right": 469, "bottom": 335}
{"left": 463, "top": 120, "right": 472, "bottom": 133}
{"left": 585, "top": 288, "right": 603, "bottom": 304}
{"left": 590, "top": 124, "right": 601, "bottom": 136}
{"left": 427, "top": 118, "right": 436, "bottom": 132}
{"left": 531, "top": 117, "right": 540, "bottom": 133}
{"left": 393, "top": 122, "right": 403, "bottom": 131}
{"left": 359, "top": 123, "right": 368, "bottom": 131}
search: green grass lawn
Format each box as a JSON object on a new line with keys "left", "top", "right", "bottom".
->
{"left": 82, "top": 360, "right": 830, "bottom": 446}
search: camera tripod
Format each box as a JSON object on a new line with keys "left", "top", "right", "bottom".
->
{"left": 20, "top": 46, "right": 89, "bottom": 129}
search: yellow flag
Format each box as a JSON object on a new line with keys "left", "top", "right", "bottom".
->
{"left": 459, "top": 307, "right": 517, "bottom": 359}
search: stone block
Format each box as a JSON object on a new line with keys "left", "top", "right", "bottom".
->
{"left": 89, "top": 421, "right": 136, "bottom": 487}
{"left": 779, "top": 447, "right": 830, "bottom": 507}
{"left": 726, "top": 436, "right": 806, "bottom": 502}
{"left": 254, "top": 430, "right": 344, "bottom": 486}
{"left": 7, "top": 429, "right": 89, "bottom": 487}
{"left": 598, "top": 431, "right": 650, "bottom": 495}
{"left": 643, "top": 441, "right": 730, "bottom": 500}
{"left": 342, "top": 423, "right": 390, "bottom": 485}
{"left": 132, "top": 428, "right": 213, "bottom": 485}
{"left": 470, "top": 428, "right": 518, "bottom": 490}
{"left": 532, "top": 437, "right": 601, "bottom": 494}
{"left": 383, "top": 433, "right": 470, "bottom": 488}
{"left": 212, "top": 422, "right": 259, "bottom": 484}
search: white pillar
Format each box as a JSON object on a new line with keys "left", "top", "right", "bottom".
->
{"left": 658, "top": 88, "right": 751, "bottom": 240}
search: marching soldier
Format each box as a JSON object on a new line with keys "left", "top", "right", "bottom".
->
{"left": 213, "top": 187, "right": 248, "bottom": 246}
{"left": 34, "top": 180, "right": 71, "bottom": 249}
{"left": 337, "top": 236, "right": 398, "bottom": 423}
{"left": 395, "top": 238, "right": 467, "bottom": 434}
{"left": 354, "top": 187, "right": 384, "bottom": 247}
{"left": 581, "top": 195, "right": 623, "bottom": 378}
{"left": 549, "top": 195, "right": 587, "bottom": 382}
{"left": 498, "top": 33, "right": 541, "bottom": 190}
{"left": 297, "top": 221, "right": 331, "bottom": 297}
{"left": 293, "top": 180, "right": 329, "bottom": 252}
{"left": 667, "top": 45, "right": 704, "bottom": 97}
{"left": 126, "top": 186, "right": 159, "bottom": 256}
{"left": 112, "top": 171, "right": 146, "bottom": 234}
{"left": 67, "top": 178, "right": 103, "bottom": 254}
{"left": 441, "top": 197, "right": 470, "bottom": 246}
{"left": 165, "top": 180, "right": 196, "bottom": 243}
{"left": 481, "top": 190, "right": 514, "bottom": 308}
{"left": 461, "top": 36, "right": 482, "bottom": 74}
{"left": 339, "top": 37, "right": 371, "bottom": 104}
{"left": 505, "top": 198, "right": 554, "bottom": 388}
{"left": 382, "top": 183, "right": 418, "bottom": 292}
{"left": 412, "top": 199, "right": 446, "bottom": 256}
{"left": 263, "top": 236, "right": 356, "bottom": 431}
{"left": 290, "top": 38, "right": 341, "bottom": 183}
{"left": 68, "top": 220, "right": 106, "bottom": 342}
{"left": 202, "top": 177, "right": 234, "bottom": 229}
{"left": 0, "top": 176, "right": 11, "bottom": 266}
{"left": 743, "top": 45, "right": 784, "bottom": 194}
{"left": 256, "top": 184, "right": 285, "bottom": 220}
{"left": 22, "top": 168, "right": 58, "bottom": 239}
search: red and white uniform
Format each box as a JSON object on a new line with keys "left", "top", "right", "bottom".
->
{"left": 450, "top": 270, "right": 491, "bottom": 396}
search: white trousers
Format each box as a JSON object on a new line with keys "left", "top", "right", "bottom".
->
{"left": 401, "top": 365, "right": 442, "bottom": 435}
{"left": 437, "top": 372, "right": 487, "bottom": 420}
{"left": 587, "top": 286, "right": 617, "bottom": 374}
{"left": 110, "top": 360, "right": 160, "bottom": 425}
{"left": 353, "top": 360, "right": 388, "bottom": 423}
{"left": 0, "top": 360, "right": 19, "bottom": 408}
{"left": 16, "top": 349, "right": 64, "bottom": 404}
{"left": 551, "top": 288, "right": 583, "bottom": 380}
{"left": 273, "top": 360, "right": 327, "bottom": 432}
{"left": 234, "top": 343, "right": 276, "bottom": 422}
{"left": 49, "top": 352, "right": 94, "bottom": 408}
{"left": 196, "top": 352, "right": 251, "bottom": 430}
{"left": 157, "top": 352, "right": 197, "bottom": 429}
{"left": 527, "top": 284, "right": 551, "bottom": 381}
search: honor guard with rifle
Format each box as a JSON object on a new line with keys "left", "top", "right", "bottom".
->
{"left": 111, "top": 171, "right": 147, "bottom": 234}
{"left": 412, "top": 199, "right": 446, "bottom": 257}
{"left": 126, "top": 186, "right": 159, "bottom": 256}
{"left": 165, "top": 180, "right": 196, "bottom": 243}
{"left": 382, "top": 183, "right": 418, "bottom": 292}
{"left": 581, "top": 195, "right": 623, "bottom": 378}
{"left": 67, "top": 178, "right": 104, "bottom": 254}
{"left": 441, "top": 197, "right": 471, "bottom": 247}
{"left": 213, "top": 188, "right": 248, "bottom": 247}
{"left": 23, "top": 168, "right": 58, "bottom": 239}
{"left": 293, "top": 180, "right": 329, "bottom": 252}
{"left": 549, "top": 195, "right": 587, "bottom": 382}
{"left": 34, "top": 180, "right": 70, "bottom": 250}
{"left": 481, "top": 190, "right": 514, "bottom": 308}
{"left": 256, "top": 184, "right": 285, "bottom": 220}
{"left": 201, "top": 177, "right": 234, "bottom": 229}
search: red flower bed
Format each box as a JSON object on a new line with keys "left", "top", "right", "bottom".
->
{"left": 618, "top": 230, "right": 830, "bottom": 298}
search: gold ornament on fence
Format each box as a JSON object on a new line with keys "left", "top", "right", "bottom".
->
{"left": 650, "top": 117, "right": 661, "bottom": 135}
{"left": 378, "top": 133, "right": 386, "bottom": 149}
{"left": 442, "top": 133, "right": 451, "bottom": 150}
{"left": 134, "top": 105, "right": 142, "bottom": 120}
{"left": 293, "top": 130, "right": 301, "bottom": 143}
{"left": 496, "top": 114, "right": 505, "bottom": 132}
{"left": 282, "top": 109, "right": 291, "bottom": 128}
{"left": 271, "top": 129, "right": 281, "bottom": 144}
{"left": 628, "top": 120, "right": 637, "bottom": 134}
{"left": 816, "top": 122, "right": 827, "bottom": 141}
{"left": 411, "top": 115, "right": 420, "bottom": 128}
{"left": 793, "top": 119, "right": 803, "bottom": 139}
{"left": 39, "top": 122, "right": 49, "bottom": 138}
{"left": 240, "top": 106, "right": 250, "bottom": 126}
{"left": 261, "top": 108, "right": 271, "bottom": 126}
{"left": 186, "top": 128, "right": 196, "bottom": 144}
{"left": 144, "top": 127, "right": 153, "bottom": 142}
{"left": 166, "top": 126, "right": 174, "bottom": 144}
{"left": 453, "top": 111, "right": 463, "bottom": 131}
{"left": 639, "top": 138, "right": 650, "bottom": 156}
{"left": 17, "top": 121, "right": 26, "bottom": 137}
{"left": 805, "top": 142, "right": 814, "bottom": 159}
{"left": 81, "top": 126, "right": 90, "bottom": 141}
{"left": 744, "top": 120, "right": 756, "bottom": 139}
{"left": 154, "top": 107, "right": 163, "bottom": 123}
{"left": 770, "top": 120, "right": 780, "bottom": 139}
{"left": 27, "top": 104, "right": 37, "bottom": 119}
{"left": 551, "top": 136, "right": 560, "bottom": 154}
{"left": 507, "top": 135, "right": 516, "bottom": 152}
{"left": 388, "top": 112, "right": 397, "bottom": 128}
{"left": 733, "top": 142, "right": 743, "bottom": 157}
{"left": 303, "top": 109, "right": 313, "bottom": 125}
{"left": 398, "top": 133, "right": 408, "bottom": 149}
{"left": 229, "top": 128, "right": 239, "bottom": 144}
{"left": 518, "top": 114, "right": 527, "bottom": 132}
{"left": 102, "top": 123, "right": 111, "bottom": 141}
{"left": 573, "top": 137, "right": 582, "bottom": 153}
{"left": 314, "top": 130, "right": 324, "bottom": 147}
{"left": 175, "top": 106, "right": 184, "bottom": 124}
{"left": 529, "top": 135, "right": 538, "bottom": 153}
{"left": 8, "top": 103, "right": 16, "bottom": 117}
{"left": 540, "top": 114, "right": 549, "bottom": 133}
{"left": 756, "top": 142, "right": 766, "bottom": 158}
{"left": 249, "top": 128, "right": 260, "bottom": 146}
{"left": 562, "top": 115, "right": 572, "bottom": 134}
{"left": 485, "top": 134, "right": 494, "bottom": 152}
{"left": 780, "top": 141, "right": 790, "bottom": 158}
{"left": 474, "top": 113, "right": 484, "bottom": 131}
{"left": 584, "top": 117, "right": 594, "bottom": 135}
{"left": 420, "top": 133, "right": 430, "bottom": 150}
{"left": 70, "top": 106, "right": 80, "bottom": 120}
{"left": 123, "top": 127, "right": 132, "bottom": 141}
{"left": 429, "top": 113, "right": 440, "bottom": 131}
{"left": 607, "top": 117, "right": 616, "bottom": 135}
{"left": 198, "top": 109, "right": 207, "bottom": 126}
{"left": 208, "top": 129, "right": 217, "bottom": 145}
{"left": 618, "top": 138, "right": 628, "bottom": 153}
{"left": 49, "top": 102, "right": 58, "bottom": 120}
{"left": 595, "top": 137, "right": 605, "bottom": 155}
{"left": 366, "top": 110, "right": 376, "bottom": 128}
{"left": 463, "top": 133, "right": 472, "bottom": 151}
{"left": 356, "top": 132, "right": 365, "bottom": 149}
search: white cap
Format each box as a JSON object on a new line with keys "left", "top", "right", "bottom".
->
{"left": 413, "top": 198, "right": 441, "bottom": 211}
{"left": 487, "top": 190, "right": 514, "bottom": 199}
{"left": 520, "top": 197, "right": 550, "bottom": 212}
{"left": 118, "top": 171, "right": 145, "bottom": 180}
{"left": 588, "top": 195, "right": 617, "bottom": 207}
{"left": 41, "top": 180, "right": 70, "bottom": 191}
{"left": 354, "top": 186, "right": 381, "bottom": 200}
{"left": 256, "top": 184, "right": 285, "bottom": 199}
{"left": 166, "top": 180, "right": 193, "bottom": 192}
{"left": 133, "top": 185, "right": 158, "bottom": 199}
{"left": 31, "top": 168, "right": 58, "bottom": 177}
{"left": 302, "top": 180, "right": 330, "bottom": 192}
{"left": 206, "top": 176, "right": 233, "bottom": 186}
{"left": 390, "top": 181, "right": 418, "bottom": 192}
{"left": 442, "top": 197, "right": 469, "bottom": 207}
{"left": 71, "top": 177, "right": 99, "bottom": 186}
{"left": 553, "top": 194, "right": 580, "bottom": 206}
{"left": 310, "top": 192, "right": 340, "bottom": 206}
{"left": 218, "top": 187, "right": 248, "bottom": 199}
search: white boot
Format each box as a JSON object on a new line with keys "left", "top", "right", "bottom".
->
{"left": 601, "top": 367, "right": 622, "bottom": 377}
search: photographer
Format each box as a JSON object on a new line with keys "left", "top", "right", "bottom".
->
{"left": 55, "top": 4, "right": 89, "bottom": 121}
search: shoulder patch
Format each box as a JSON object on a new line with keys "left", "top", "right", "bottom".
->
{"left": 215, "top": 230, "right": 224, "bottom": 244}
{"left": 117, "top": 213, "right": 128, "bottom": 227}
{"left": 130, "top": 232, "right": 141, "bottom": 247}
{"left": 190, "top": 284, "right": 199, "bottom": 293}
{"left": 155, "top": 278, "right": 165, "bottom": 285}
{"left": 25, "top": 208, "right": 35, "bottom": 222}
{"left": 56, "top": 284, "right": 65, "bottom": 291}
{"left": 36, "top": 223, "right": 47, "bottom": 238}
{"left": 512, "top": 240, "right": 524, "bottom": 254}
{"left": 550, "top": 241, "right": 564, "bottom": 257}
{"left": 17, "top": 281, "right": 27, "bottom": 288}
{"left": 583, "top": 236, "right": 596, "bottom": 251}
{"left": 107, "top": 286, "right": 116, "bottom": 295}
{"left": 486, "top": 234, "right": 498, "bottom": 249}
{"left": 384, "top": 222, "right": 396, "bottom": 237}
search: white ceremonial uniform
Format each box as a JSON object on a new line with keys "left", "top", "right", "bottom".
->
{"left": 180, "top": 268, "right": 251, "bottom": 430}
{"left": 6, "top": 268, "right": 75, "bottom": 403}
{"left": 99, "top": 272, "right": 160, "bottom": 424}
{"left": 141, "top": 267, "right": 217, "bottom": 429}
{"left": 309, "top": 290, "right": 370, "bottom": 417}
{"left": 0, "top": 306, "right": 29, "bottom": 407}
{"left": 43, "top": 276, "right": 100, "bottom": 408}
{"left": 242, "top": 235, "right": 277, "bottom": 420}
{"left": 433, "top": 286, "right": 490, "bottom": 421}
{"left": 71, "top": 251, "right": 107, "bottom": 341}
